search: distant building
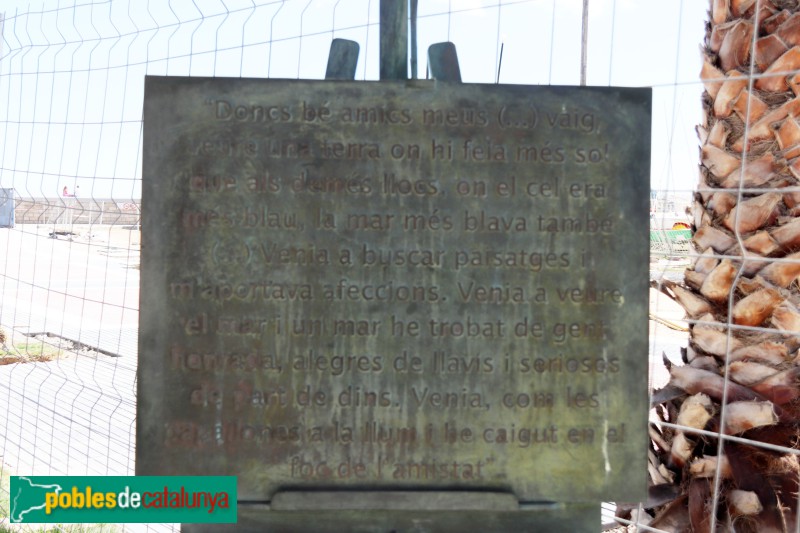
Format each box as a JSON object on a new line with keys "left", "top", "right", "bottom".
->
{"left": 650, "top": 190, "right": 691, "bottom": 229}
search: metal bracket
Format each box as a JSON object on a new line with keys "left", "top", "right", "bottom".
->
{"left": 325, "top": 4, "right": 463, "bottom": 83}
{"left": 427, "top": 42, "right": 462, "bottom": 82}
{"left": 325, "top": 38, "right": 360, "bottom": 80}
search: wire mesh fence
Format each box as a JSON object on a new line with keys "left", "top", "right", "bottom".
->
{"left": 3, "top": 0, "right": 789, "bottom": 531}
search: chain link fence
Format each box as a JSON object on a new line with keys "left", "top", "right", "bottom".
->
{"left": 1, "top": 0, "right": 710, "bottom": 530}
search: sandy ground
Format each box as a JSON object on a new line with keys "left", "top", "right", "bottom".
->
{"left": 0, "top": 224, "right": 140, "bottom": 355}
{"left": 649, "top": 286, "right": 689, "bottom": 389}
{"left": 51, "top": 223, "right": 141, "bottom": 249}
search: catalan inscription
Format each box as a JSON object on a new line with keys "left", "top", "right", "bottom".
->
{"left": 139, "top": 78, "right": 650, "bottom": 503}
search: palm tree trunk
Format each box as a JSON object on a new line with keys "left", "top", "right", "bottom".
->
{"left": 643, "top": 1, "right": 800, "bottom": 531}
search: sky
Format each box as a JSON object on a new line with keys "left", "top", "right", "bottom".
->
{"left": 0, "top": 0, "right": 707, "bottom": 201}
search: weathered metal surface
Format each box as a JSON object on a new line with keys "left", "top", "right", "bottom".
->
{"left": 184, "top": 502, "right": 600, "bottom": 533}
{"left": 139, "top": 77, "right": 651, "bottom": 504}
{"left": 379, "top": 0, "right": 408, "bottom": 80}
{"left": 428, "top": 42, "right": 462, "bottom": 82}
{"left": 325, "top": 39, "right": 359, "bottom": 81}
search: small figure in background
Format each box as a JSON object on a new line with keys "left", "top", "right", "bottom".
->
{"left": 62, "top": 186, "right": 69, "bottom": 197}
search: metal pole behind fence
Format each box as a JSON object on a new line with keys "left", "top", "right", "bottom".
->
{"left": 580, "top": 0, "right": 589, "bottom": 85}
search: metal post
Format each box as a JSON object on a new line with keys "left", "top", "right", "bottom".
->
{"left": 380, "top": 0, "right": 408, "bottom": 80}
{"left": 580, "top": 0, "right": 589, "bottom": 86}
{"left": 410, "top": 0, "right": 418, "bottom": 79}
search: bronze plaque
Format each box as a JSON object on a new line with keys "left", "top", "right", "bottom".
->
{"left": 138, "top": 77, "right": 650, "bottom": 503}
